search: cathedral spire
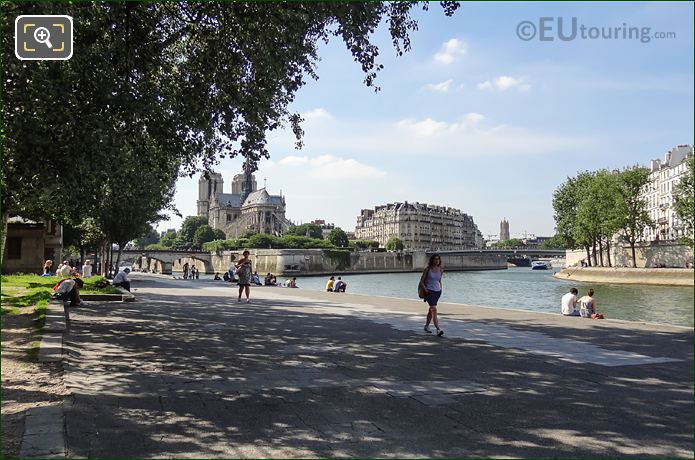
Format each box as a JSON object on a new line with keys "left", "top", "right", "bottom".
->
{"left": 241, "top": 159, "right": 254, "bottom": 202}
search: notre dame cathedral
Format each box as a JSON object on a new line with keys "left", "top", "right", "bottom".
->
{"left": 197, "top": 164, "right": 292, "bottom": 238}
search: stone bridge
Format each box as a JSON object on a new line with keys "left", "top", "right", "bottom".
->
{"left": 120, "top": 250, "right": 214, "bottom": 275}
{"left": 430, "top": 249, "right": 566, "bottom": 267}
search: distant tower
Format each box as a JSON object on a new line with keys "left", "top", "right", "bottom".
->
{"left": 197, "top": 172, "right": 224, "bottom": 217}
{"left": 500, "top": 218, "right": 510, "bottom": 241}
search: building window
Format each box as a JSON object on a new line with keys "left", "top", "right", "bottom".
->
{"left": 7, "top": 237, "right": 21, "bottom": 259}
{"left": 226, "top": 214, "right": 232, "bottom": 223}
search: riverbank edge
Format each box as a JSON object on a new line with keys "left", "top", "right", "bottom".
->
{"left": 554, "top": 267, "right": 694, "bottom": 287}
{"left": 130, "top": 272, "right": 694, "bottom": 330}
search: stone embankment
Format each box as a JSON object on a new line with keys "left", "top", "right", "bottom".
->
{"left": 554, "top": 267, "right": 694, "bottom": 286}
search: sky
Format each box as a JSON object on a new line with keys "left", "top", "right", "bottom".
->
{"left": 159, "top": 1, "right": 694, "bottom": 240}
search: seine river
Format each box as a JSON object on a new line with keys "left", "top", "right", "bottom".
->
{"left": 279, "top": 268, "right": 694, "bottom": 328}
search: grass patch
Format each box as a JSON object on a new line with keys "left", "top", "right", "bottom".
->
{"left": 34, "top": 303, "right": 48, "bottom": 330}
{"left": 27, "top": 340, "right": 41, "bottom": 361}
{"left": 1, "top": 306, "right": 20, "bottom": 315}
{"left": 1, "top": 274, "right": 118, "bottom": 328}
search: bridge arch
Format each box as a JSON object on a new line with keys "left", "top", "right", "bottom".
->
{"left": 173, "top": 256, "right": 214, "bottom": 275}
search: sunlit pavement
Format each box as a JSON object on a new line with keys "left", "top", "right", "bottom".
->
{"left": 63, "top": 273, "right": 693, "bottom": 458}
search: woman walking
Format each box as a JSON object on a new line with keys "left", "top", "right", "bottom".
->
{"left": 235, "top": 250, "right": 253, "bottom": 303}
{"left": 419, "top": 254, "right": 444, "bottom": 336}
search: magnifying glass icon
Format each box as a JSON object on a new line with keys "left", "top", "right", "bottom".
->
{"left": 33, "top": 27, "right": 53, "bottom": 49}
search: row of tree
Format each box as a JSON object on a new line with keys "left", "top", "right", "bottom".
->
{"left": 2, "top": 2, "right": 459, "bottom": 272}
{"left": 552, "top": 160, "right": 693, "bottom": 268}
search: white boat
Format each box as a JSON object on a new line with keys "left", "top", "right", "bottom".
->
{"left": 531, "top": 260, "right": 552, "bottom": 270}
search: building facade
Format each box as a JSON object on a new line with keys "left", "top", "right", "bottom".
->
{"left": 354, "top": 202, "right": 483, "bottom": 250}
{"left": 500, "top": 218, "right": 510, "bottom": 241}
{"left": 2, "top": 218, "right": 63, "bottom": 274}
{"left": 197, "top": 168, "right": 291, "bottom": 238}
{"left": 640, "top": 145, "right": 693, "bottom": 242}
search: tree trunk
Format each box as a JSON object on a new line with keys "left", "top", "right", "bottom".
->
{"left": 598, "top": 239, "right": 604, "bottom": 267}
{"left": 591, "top": 239, "right": 598, "bottom": 266}
{"left": 585, "top": 245, "right": 591, "bottom": 267}
{"left": 1, "top": 206, "right": 9, "bottom": 272}
{"left": 115, "top": 242, "right": 124, "bottom": 271}
{"left": 605, "top": 239, "right": 612, "bottom": 267}
{"left": 630, "top": 240, "right": 637, "bottom": 268}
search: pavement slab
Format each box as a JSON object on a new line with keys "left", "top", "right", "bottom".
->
{"left": 60, "top": 273, "right": 693, "bottom": 458}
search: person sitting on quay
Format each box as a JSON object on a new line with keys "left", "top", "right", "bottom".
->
{"left": 252, "top": 271, "right": 262, "bottom": 286}
{"left": 561, "top": 287, "right": 579, "bottom": 316}
{"left": 214, "top": 273, "right": 222, "bottom": 280}
{"left": 578, "top": 289, "right": 604, "bottom": 319}
{"left": 53, "top": 277, "right": 86, "bottom": 306}
{"left": 42, "top": 259, "right": 53, "bottom": 276}
{"left": 284, "top": 277, "right": 298, "bottom": 288}
{"left": 223, "top": 271, "right": 231, "bottom": 282}
{"left": 113, "top": 267, "right": 132, "bottom": 292}
{"left": 334, "top": 277, "right": 347, "bottom": 293}
{"left": 264, "top": 273, "right": 276, "bottom": 286}
{"left": 326, "top": 276, "right": 335, "bottom": 292}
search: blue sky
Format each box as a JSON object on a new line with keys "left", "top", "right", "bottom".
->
{"left": 162, "top": 1, "right": 694, "bottom": 239}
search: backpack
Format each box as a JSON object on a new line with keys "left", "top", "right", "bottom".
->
{"left": 417, "top": 268, "right": 429, "bottom": 299}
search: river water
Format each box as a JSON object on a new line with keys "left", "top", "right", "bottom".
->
{"left": 259, "top": 268, "right": 693, "bottom": 328}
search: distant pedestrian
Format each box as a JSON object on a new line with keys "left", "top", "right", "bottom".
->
{"left": 42, "top": 260, "right": 53, "bottom": 276}
{"left": 419, "top": 254, "right": 444, "bottom": 336}
{"left": 235, "top": 250, "right": 253, "bottom": 303}
{"left": 195, "top": 267, "right": 200, "bottom": 279}
{"left": 182, "top": 262, "right": 189, "bottom": 280}
{"left": 561, "top": 288, "right": 580, "bottom": 316}
{"left": 326, "top": 276, "right": 335, "bottom": 292}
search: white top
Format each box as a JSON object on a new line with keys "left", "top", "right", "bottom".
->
{"left": 59, "top": 264, "right": 72, "bottom": 277}
{"left": 561, "top": 292, "right": 577, "bottom": 315}
{"left": 113, "top": 271, "right": 129, "bottom": 284}
{"left": 82, "top": 264, "right": 92, "bottom": 277}
{"left": 56, "top": 279, "right": 75, "bottom": 294}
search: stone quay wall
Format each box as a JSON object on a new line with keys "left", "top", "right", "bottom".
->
{"left": 210, "top": 249, "right": 507, "bottom": 276}
{"left": 554, "top": 267, "right": 694, "bottom": 286}
{"left": 565, "top": 242, "right": 693, "bottom": 269}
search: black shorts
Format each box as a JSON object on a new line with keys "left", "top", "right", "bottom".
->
{"left": 425, "top": 290, "right": 442, "bottom": 307}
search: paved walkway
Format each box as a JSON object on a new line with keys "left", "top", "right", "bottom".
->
{"left": 62, "top": 274, "right": 693, "bottom": 458}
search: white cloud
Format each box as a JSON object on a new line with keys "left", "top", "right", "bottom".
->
{"left": 279, "top": 155, "right": 309, "bottom": 166}
{"left": 280, "top": 154, "right": 385, "bottom": 181}
{"left": 302, "top": 108, "right": 333, "bottom": 120}
{"left": 424, "top": 79, "right": 454, "bottom": 93}
{"left": 464, "top": 112, "right": 485, "bottom": 123}
{"left": 395, "top": 118, "right": 450, "bottom": 137}
{"left": 477, "top": 80, "right": 494, "bottom": 91}
{"left": 495, "top": 76, "right": 522, "bottom": 91}
{"left": 478, "top": 76, "right": 530, "bottom": 92}
{"left": 434, "top": 38, "right": 467, "bottom": 64}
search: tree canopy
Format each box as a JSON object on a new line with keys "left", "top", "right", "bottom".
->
{"left": 2, "top": 1, "right": 460, "bottom": 267}
{"left": 674, "top": 154, "right": 694, "bottom": 247}
{"left": 385, "top": 236, "right": 405, "bottom": 251}
{"left": 327, "top": 228, "right": 349, "bottom": 248}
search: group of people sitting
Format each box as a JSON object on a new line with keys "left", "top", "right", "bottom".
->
{"left": 326, "top": 276, "right": 347, "bottom": 293}
{"left": 561, "top": 288, "right": 604, "bottom": 319}
{"left": 44, "top": 259, "right": 94, "bottom": 278}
